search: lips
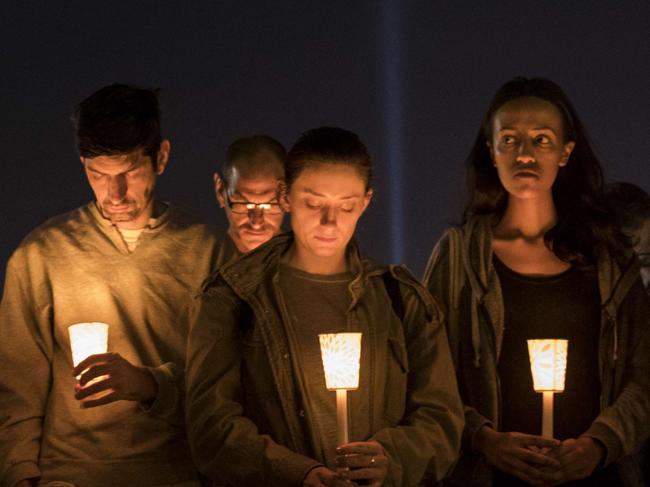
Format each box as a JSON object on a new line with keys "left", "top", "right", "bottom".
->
{"left": 513, "top": 169, "right": 539, "bottom": 178}
{"left": 105, "top": 205, "right": 133, "bottom": 213}
{"left": 314, "top": 235, "right": 337, "bottom": 243}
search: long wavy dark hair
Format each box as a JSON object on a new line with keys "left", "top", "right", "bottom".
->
{"left": 463, "top": 77, "right": 627, "bottom": 265}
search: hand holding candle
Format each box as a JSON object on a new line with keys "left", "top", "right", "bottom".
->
{"left": 69, "top": 322, "right": 157, "bottom": 407}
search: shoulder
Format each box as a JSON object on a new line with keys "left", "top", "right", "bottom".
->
{"left": 367, "top": 263, "right": 443, "bottom": 325}
{"left": 165, "top": 204, "right": 221, "bottom": 239}
{"left": 10, "top": 206, "right": 90, "bottom": 258}
{"left": 422, "top": 226, "right": 463, "bottom": 286}
{"left": 197, "top": 268, "right": 242, "bottom": 310}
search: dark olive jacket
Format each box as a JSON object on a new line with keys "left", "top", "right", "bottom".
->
{"left": 423, "top": 216, "right": 650, "bottom": 487}
{"left": 186, "top": 232, "right": 464, "bottom": 486}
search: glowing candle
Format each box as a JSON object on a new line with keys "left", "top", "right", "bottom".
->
{"left": 319, "top": 332, "right": 362, "bottom": 447}
{"left": 527, "top": 339, "right": 568, "bottom": 438}
{"left": 68, "top": 322, "right": 109, "bottom": 367}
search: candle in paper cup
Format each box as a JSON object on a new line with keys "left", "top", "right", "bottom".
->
{"left": 319, "top": 332, "right": 362, "bottom": 449}
{"left": 527, "top": 338, "right": 568, "bottom": 438}
{"left": 318, "top": 332, "right": 362, "bottom": 390}
{"left": 527, "top": 339, "right": 568, "bottom": 392}
{"left": 68, "top": 322, "right": 109, "bottom": 367}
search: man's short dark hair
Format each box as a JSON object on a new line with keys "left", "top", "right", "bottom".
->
{"left": 73, "top": 83, "right": 162, "bottom": 164}
{"left": 221, "top": 135, "right": 286, "bottom": 191}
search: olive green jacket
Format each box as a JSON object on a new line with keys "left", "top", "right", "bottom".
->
{"left": 423, "top": 216, "right": 650, "bottom": 487}
{"left": 186, "top": 232, "right": 464, "bottom": 486}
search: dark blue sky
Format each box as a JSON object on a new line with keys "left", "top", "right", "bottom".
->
{"left": 1, "top": 1, "right": 649, "bottom": 287}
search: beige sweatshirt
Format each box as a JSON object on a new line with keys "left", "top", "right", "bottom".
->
{"left": 0, "top": 202, "right": 233, "bottom": 487}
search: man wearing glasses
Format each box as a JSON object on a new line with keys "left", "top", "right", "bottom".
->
{"left": 214, "top": 135, "right": 286, "bottom": 255}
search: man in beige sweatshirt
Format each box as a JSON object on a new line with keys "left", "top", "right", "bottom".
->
{"left": 0, "top": 84, "right": 228, "bottom": 487}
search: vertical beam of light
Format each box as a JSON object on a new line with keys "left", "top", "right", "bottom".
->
{"left": 381, "top": 0, "right": 404, "bottom": 264}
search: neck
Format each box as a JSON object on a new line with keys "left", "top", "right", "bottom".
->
{"left": 286, "top": 245, "right": 347, "bottom": 275}
{"left": 495, "top": 193, "right": 557, "bottom": 240}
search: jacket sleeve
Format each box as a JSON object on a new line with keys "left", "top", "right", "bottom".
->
{"left": 422, "top": 232, "right": 493, "bottom": 452}
{"left": 583, "top": 278, "right": 650, "bottom": 466}
{"left": 185, "top": 285, "right": 320, "bottom": 487}
{"left": 0, "top": 251, "right": 52, "bottom": 487}
{"left": 370, "top": 274, "right": 465, "bottom": 485}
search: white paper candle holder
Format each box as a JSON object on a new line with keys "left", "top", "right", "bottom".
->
{"left": 319, "top": 332, "right": 362, "bottom": 447}
{"left": 527, "top": 339, "right": 568, "bottom": 438}
{"left": 68, "top": 322, "right": 109, "bottom": 367}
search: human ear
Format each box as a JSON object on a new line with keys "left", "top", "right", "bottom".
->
{"left": 559, "top": 141, "right": 575, "bottom": 167}
{"left": 362, "top": 188, "right": 374, "bottom": 212}
{"left": 156, "top": 139, "right": 171, "bottom": 175}
{"left": 278, "top": 182, "right": 290, "bottom": 212}
{"left": 214, "top": 173, "right": 226, "bottom": 208}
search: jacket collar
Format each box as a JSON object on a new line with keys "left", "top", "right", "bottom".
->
{"left": 217, "top": 231, "right": 385, "bottom": 304}
{"left": 463, "top": 215, "right": 639, "bottom": 310}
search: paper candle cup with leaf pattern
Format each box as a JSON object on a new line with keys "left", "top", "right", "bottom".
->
{"left": 527, "top": 338, "right": 568, "bottom": 438}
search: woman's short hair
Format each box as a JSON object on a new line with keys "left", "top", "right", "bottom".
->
{"left": 286, "top": 127, "right": 372, "bottom": 191}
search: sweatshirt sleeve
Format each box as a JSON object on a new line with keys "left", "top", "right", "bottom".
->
{"left": 140, "top": 361, "right": 184, "bottom": 425}
{"left": 0, "top": 251, "right": 53, "bottom": 487}
{"left": 370, "top": 274, "right": 465, "bottom": 485}
{"left": 583, "top": 278, "right": 650, "bottom": 466}
{"left": 185, "top": 285, "right": 321, "bottom": 486}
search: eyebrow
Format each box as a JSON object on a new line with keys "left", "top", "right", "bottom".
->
{"left": 498, "top": 125, "right": 558, "bottom": 133}
{"left": 85, "top": 160, "right": 141, "bottom": 175}
{"left": 302, "top": 188, "right": 359, "bottom": 199}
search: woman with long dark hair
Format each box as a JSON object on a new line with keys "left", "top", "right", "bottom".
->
{"left": 187, "top": 127, "right": 464, "bottom": 486}
{"left": 424, "top": 77, "right": 649, "bottom": 486}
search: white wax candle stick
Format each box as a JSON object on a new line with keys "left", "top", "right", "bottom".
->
{"left": 542, "top": 391, "right": 554, "bottom": 438}
{"left": 336, "top": 389, "right": 349, "bottom": 446}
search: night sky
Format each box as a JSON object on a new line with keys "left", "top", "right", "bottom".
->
{"left": 2, "top": 1, "right": 649, "bottom": 290}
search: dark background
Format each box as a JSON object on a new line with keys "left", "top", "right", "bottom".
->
{"left": 2, "top": 1, "right": 649, "bottom": 290}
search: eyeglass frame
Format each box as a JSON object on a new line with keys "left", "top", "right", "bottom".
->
{"left": 223, "top": 191, "right": 283, "bottom": 215}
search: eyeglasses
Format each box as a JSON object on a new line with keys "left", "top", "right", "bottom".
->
{"left": 225, "top": 194, "right": 283, "bottom": 215}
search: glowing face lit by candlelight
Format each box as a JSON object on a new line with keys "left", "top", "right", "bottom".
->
{"left": 68, "top": 322, "right": 109, "bottom": 367}
{"left": 82, "top": 142, "right": 169, "bottom": 230}
{"left": 318, "top": 332, "right": 362, "bottom": 390}
{"left": 527, "top": 339, "right": 568, "bottom": 392}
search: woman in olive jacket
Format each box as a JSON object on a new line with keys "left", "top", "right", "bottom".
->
{"left": 424, "top": 77, "right": 649, "bottom": 487}
{"left": 186, "top": 127, "right": 464, "bottom": 487}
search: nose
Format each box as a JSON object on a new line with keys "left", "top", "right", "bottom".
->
{"left": 320, "top": 206, "right": 337, "bottom": 226}
{"left": 516, "top": 138, "right": 535, "bottom": 164}
{"left": 248, "top": 207, "right": 265, "bottom": 228}
{"left": 107, "top": 174, "right": 127, "bottom": 203}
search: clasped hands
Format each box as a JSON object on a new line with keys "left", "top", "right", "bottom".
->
{"left": 476, "top": 426, "right": 605, "bottom": 486}
{"left": 303, "top": 440, "right": 388, "bottom": 487}
{"left": 73, "top": 352, "right": 157, "bottom": 407}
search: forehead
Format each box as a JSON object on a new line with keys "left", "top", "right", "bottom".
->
{"left": 492, "top": 96, "right": 565, "bottom": 131}
{"left": 293, "top": 163, "right": 366, "bottom": 196}
{"left": 229, "top": 172, "right": 280, "bottom": 196}
{"left": 84, "top": 149, "right": 151, "bottom": 174}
